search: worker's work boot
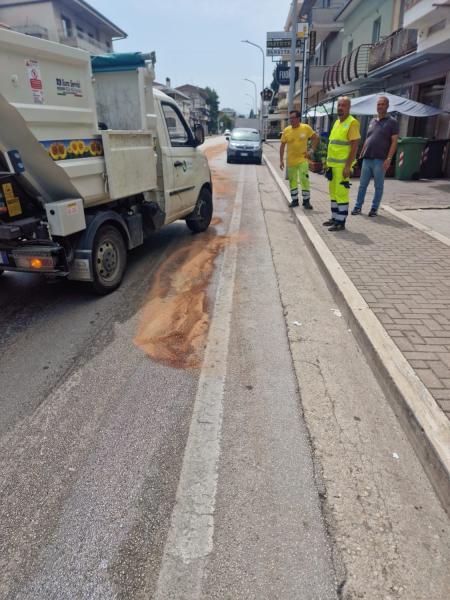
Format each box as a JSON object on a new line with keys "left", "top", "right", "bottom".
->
{"left": 322, "top": 218, "right": 335, "bottom": 226}
{"left": 328, "top": 222, "right": 345, "bottom": 231}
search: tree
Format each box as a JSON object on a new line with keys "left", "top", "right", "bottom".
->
{"left": 204, "top": 87, "right": 219, "bottom": 134}
{"left": 249, "top": 109, "right": 255, "bottom": 119}
{"left": 218, "top": 113, "right": 234, "bottom": 132}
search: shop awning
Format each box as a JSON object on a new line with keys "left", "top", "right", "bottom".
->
{"left": 307, "top": 92, "right": 446, "bottom": 118}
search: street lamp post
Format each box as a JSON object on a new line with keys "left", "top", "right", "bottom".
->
{"left": 244, "top": 78, "right": 258, "bottom": 117}
{"left": 245, "top": 93, "right": 258, "bottom": 117}
{"left": 245, "top": 93, "right": 256, "bottom": 115}
{"left": 241, "top": 40, "right": 265, "bottom": 138}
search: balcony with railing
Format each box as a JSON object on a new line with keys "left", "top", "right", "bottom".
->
{"left": 12, "top": 24, "right": 49, "bottom": 39}
{"left": 309, "top": 65, "right": 329, "bottom": 87}
{"left": 404, "top": 0, "right": 443, "bottom": 27}
{"left": 59, "top": 30, "right": 110, "bottom": 54}
{"left": 368, "top": 28, "right": 417, "bottom": 72}
{"left": 323, "top": 44, "right": 372, "bottom": 93}
{"left": 311, "top": 2, "right": 345, "bottom": 42}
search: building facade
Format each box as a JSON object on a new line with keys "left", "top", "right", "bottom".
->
{"left": 154, "top": 78, "right": 193, "bottom": 124}
{"left": 274, "top": 0, "right": 450, "bottom": 172}
{"left": 175, "top": 84, "right": 210, "bottom": 134}
{"left": 0, "top": 0, "right": 126, "bottom": 54}
{"left": 321, "top": 0, "right": 450, "bottom": 145}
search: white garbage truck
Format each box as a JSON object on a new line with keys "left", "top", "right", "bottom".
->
{"left": 0, "top": 28, "right": 212, "bottom": 293}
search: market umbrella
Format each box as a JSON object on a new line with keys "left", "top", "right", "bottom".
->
{"left": 307, "top": 92, "right": 445, "bottom": 117}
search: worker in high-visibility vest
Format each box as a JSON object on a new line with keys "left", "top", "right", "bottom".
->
{"left": 280, "top": 110, "right": 319, "bottom": 209}
{"left": 323, "top": 97, "right": 360, "bottom": 231}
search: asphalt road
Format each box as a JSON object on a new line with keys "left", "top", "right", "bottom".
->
{"left": 2, "top": 137, "right": 448, "bottom": 599}
{"left": 0, "top": 138, "right": 337, "bottom": 599}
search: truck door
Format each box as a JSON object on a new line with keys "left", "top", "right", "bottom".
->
{"left": 160, "top": 102, "right": 198, "bottom": 220}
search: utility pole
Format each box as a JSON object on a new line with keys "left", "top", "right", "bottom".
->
{"left": 287, "top": 0, "right": 298, "bottom": 115}
{"left": 301, "top": 25, "right": 308, "bottom": 120}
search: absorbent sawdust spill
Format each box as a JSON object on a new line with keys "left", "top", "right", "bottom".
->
{"left": 203, "top": 142, "right": 237, "bottom": 201}
{"left": 134, "top": 144, "right": 242, "bottom": 369}
{"left": 202, "top": 142, "right": 227, "bottom": 162}
{"left": 134, "top": 231, "right": 240, "bottom": 369}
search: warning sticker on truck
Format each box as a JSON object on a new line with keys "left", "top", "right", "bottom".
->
{"left": 2, "top": 183, "right": 22, "bottom": 217}
{"left": 26, "top": 59, "right": 44, "bottom": 104}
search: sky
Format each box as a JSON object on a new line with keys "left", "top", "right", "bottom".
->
{"left": 89, "top": 0, "right": 292, "bottom": 116}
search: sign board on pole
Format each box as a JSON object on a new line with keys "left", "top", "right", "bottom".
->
{"left": 275, "top": 64, "right": 299, "bottom": 86}
{"left": 296, "top": 22, "right": 309, "bottom": 38}
{"left": 266, "top": 30, "right": 303, "bottom": 57}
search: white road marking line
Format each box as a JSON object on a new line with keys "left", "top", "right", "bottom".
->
{"left": 153, "top": 167, "right": 245, "bottom": 600}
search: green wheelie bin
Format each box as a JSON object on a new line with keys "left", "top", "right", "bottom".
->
{"left": 395, "top": 137, "right": 427, "bottom": 180}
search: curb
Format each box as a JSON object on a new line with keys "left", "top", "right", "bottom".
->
{"left": 264, "top": 153, "right": 450, "bottom": 515}
{"left": 382, "top": 205, "right": 450, "bottom": 248}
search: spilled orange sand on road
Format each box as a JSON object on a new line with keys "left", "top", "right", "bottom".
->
{"left": 134, "top": 141, "right": 241, "bottom": 369}
{"left": 202, "top": 142, "right": 227, "bottom": 162}
{"left": 134, "top": 232, "right": 239, "bottom": 369}
{"left": 212, "top": 170, "right": 236, "bottom": 199}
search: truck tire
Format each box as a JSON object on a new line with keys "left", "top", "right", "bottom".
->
{"left": 186, "top": 187, "right": 213, "bottom": 233}
{"left": 91, "top": 224, "right": 127, "bottom": 295}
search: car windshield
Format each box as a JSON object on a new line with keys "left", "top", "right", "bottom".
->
{"left": 231, "top": 130, "right": 260, "bottom": 142}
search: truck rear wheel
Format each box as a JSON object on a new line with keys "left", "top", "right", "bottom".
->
{"left": 186, "top": 187, "right": 213, "bottom": 233}
{"left": 91, "top": 225, "right": 127, "bottom": 295}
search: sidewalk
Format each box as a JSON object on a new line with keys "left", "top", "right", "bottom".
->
{"left": 263, "top": 141, "right": 450, "bottom": 511}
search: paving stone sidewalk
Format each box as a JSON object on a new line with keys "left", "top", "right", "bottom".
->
{"left": 264, "top": 142, "right": 450, "bottom": 421}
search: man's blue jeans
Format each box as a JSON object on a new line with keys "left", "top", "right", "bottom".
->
{"left": 355, "top": 158, "right": 385, "bottom": 211}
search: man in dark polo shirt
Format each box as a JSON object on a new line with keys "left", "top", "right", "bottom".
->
{"left": 352, "top": 96, "right": 399, "bottom": 216}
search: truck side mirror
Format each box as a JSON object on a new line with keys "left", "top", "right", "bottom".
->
{"left": 193, "top": 124, "right": 205, "bottom": 146}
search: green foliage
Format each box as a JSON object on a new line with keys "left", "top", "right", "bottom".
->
{"left": 219, "top": 113, "right": 234, "bottom": 131}
{"left": 205, "top": 86, "right": 219, "bottom": 134}
{"left": 309, "top": 136, "right": 328, "bottom": 163}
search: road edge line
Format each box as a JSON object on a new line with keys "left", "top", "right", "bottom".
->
{"left": 153, "top": 168, "right": 244, "bottom": 599}
{"left": 264, "top": 153, "right": 450, "bottom": 515}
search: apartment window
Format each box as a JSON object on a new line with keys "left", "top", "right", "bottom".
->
{"left": 347, "top": 39, "right": 353, "bottom": 54}
{"left": 372, "top": 18, "right": 381, "bottom": 43}
{"left": 320, "top": 0, "right": 331, "bottom": 7}
{"left": 76, "top": 25, "right": 84, "bottom": 39}
{"left": 61, "top": 16, "right": 72, "bottom": 37}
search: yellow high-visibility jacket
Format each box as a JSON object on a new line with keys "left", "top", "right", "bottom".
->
{"left": 327, "top": 115, "right": 360, "bottom": 167}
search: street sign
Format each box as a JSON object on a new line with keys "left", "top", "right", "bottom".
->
{"left": 275, "top": 63, "right": 299, "bottom": 86}
{"left": 309, "top": 30, "right": 317, "bottom": 56}
{"left": 297, "top": 23, "right": 309, "bottom": 38}
{"left": 266, "top": 31, "right": 303, "bottom": 57}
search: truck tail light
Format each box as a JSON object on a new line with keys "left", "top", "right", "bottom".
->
{"left": 14, "top": 255, "right": 55, "bottom": 269}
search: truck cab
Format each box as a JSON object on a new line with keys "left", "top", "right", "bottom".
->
{"left": 0, "top": 29, "right": 212, "bottom": 293}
